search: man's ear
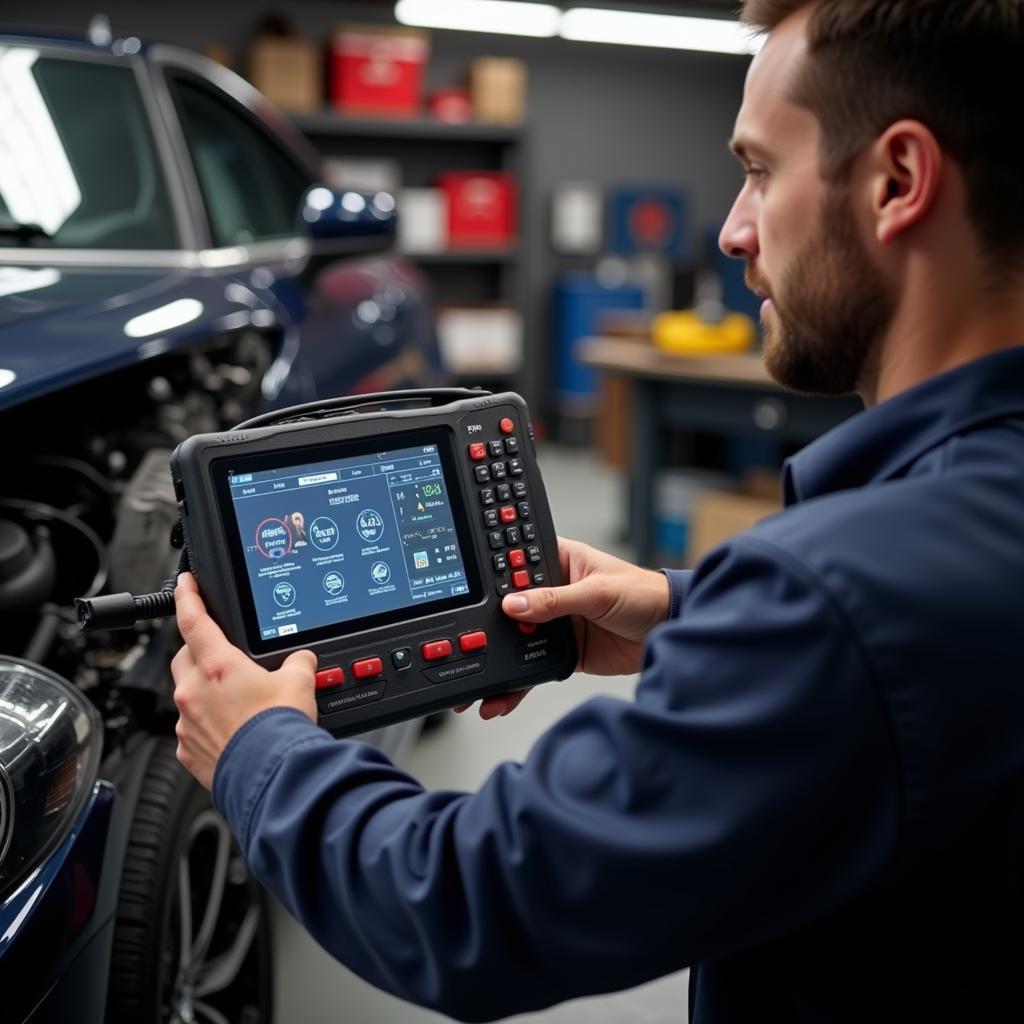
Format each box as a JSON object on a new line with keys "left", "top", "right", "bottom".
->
{"left": 869, "top": 120, "right": 943, "bottom": 246}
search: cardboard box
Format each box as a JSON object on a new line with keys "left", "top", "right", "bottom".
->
{"left": 397, "top": 188, "right": 447, "bottom": 254}
{"left": 469, "top": 57, "right": 526, "bottom": 124}
{"left": 438, "top": 171, "right": 517, "bottom": 249}
{"left": 331, "top": 24, "right": 429, "bottom": 117}
{"left": 322, "top": 157, "right": 401, "bottom": 195}
{"left": 248, "top": 36, "right": 322, "bottom": 113}
{"left": 687, "top": 489, "right": 782, "bottom": 566}
{"left": 436, "top": 307, "right": 523, "bottom": 374}
{"left": 201, "top": 43, "right": 234, "bottom": 70}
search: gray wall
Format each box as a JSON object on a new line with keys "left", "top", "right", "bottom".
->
{"left": 4, "top": 1, "right": 749, "bottom": 417}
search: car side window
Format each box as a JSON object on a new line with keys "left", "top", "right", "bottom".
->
{"left": 0, "top": 48, "right": 179, "bottom": 250}
{"left": 169, "top": 75, "right": 314, "bottom": 247}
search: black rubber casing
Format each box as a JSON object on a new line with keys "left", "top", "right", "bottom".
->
{"left": 170, "top": 392, "right": 576, "bottom": 737}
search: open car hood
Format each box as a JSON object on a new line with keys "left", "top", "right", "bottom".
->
{"left": 0, "top": 264, "right": 260, "bottom": 411}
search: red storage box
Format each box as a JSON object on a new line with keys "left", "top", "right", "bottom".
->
{"left": 439, "top": 172, "right": 518, "bottom": 249}
{"left": 331, "top": 24, "right": 429, "bottom": 117}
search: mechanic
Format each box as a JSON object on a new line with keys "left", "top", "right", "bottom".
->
{"left": 171, "top": 2, "right": 1024, "bottom": 1020}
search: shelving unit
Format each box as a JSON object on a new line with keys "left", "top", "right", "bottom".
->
{"left": 291, "top": 110, "right": 531, "bottom": 403}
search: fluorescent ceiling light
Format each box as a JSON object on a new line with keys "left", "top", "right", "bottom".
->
{"left": 395, "top": 0, "right": 561, "bottom": 37}
{"left": 560, "top": 9, "right": 762, "bottom": 55}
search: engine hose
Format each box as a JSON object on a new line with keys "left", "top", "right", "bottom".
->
{"left": 22, "top": 605, "right": 62, "bottom": 663}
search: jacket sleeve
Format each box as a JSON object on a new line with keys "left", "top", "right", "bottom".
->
{"left": 213, "top": 537, "right": 899, "bottom": 1022}
{"left": 661, "top": 567, "right": 694, "bottom": 617}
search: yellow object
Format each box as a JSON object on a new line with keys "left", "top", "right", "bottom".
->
{"left": 652, "top": 310, "right": 756, "bottom": 355}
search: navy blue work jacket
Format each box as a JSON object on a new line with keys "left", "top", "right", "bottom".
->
{"left": 215, "top": 348, "right": 1024, "bottom": 1022}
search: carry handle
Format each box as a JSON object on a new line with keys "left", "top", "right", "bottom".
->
{"left": 233, "top": 388, "right": 493, "bottom": 431}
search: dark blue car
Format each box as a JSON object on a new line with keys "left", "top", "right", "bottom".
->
{"left": 0, "top": 27, "right": 441, "bottom": 1023}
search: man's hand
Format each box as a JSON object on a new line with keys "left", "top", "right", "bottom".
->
{"left": 172, "top": 573, "right": 317, "bottom": 789}
{"left": 456, "top": 538, "right": 670, "bottom": 719}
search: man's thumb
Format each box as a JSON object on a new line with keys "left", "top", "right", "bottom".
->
{"left": 502, "top": 581, "right": 592, "bottom": 623}
{"left": 281, "top": 649, "right": 318, "bottom": 680}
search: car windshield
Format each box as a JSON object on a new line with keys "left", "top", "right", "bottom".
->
{"left": 0, "top": 45, "right": 179, "bottom": 250}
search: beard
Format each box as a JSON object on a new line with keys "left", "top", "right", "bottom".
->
{"left": 749, "top": 185, "right": 895, "bottom": 396}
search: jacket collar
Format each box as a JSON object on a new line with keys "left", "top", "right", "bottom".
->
{"left": 784, "top": 346, "right": 1024, "bottom": 504}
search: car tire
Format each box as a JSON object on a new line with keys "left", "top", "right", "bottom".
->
{"left": 105, "top": 738, "right": 273, "bottom": 1024}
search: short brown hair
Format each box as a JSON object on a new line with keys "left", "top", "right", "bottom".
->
{"left": 741, "top": 1, "right": 1024, "bottom": 271}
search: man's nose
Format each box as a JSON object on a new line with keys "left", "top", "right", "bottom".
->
{"left": 719, "top": 194, "right": 759, "bottom": 261}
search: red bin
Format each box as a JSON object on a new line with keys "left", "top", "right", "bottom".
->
{"left": 331, "top": 25, "right": 429, "bottom": 117}
{"left": 438, "top": 172, "right": 518, "bottom": 249}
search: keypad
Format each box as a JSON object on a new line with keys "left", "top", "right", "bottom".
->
{"left": 464, "top": 420, "right": 545, "bottom": 598}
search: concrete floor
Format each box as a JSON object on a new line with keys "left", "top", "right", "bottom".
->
{"left": 271, "top": 443, "right": 690, "bottom": 1023}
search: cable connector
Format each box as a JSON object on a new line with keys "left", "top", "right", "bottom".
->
{"left": 75, "top": 586, "right": 177, "bottom": 633}
{"left": 75, "top": 556, "right": 187, "bottom": 634}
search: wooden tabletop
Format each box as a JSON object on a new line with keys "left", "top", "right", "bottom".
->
{"left": 579, "top": 336, "right": 775, "bottom": 389}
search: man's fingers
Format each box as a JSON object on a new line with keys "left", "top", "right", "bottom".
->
{"left": 175, "top": 573, "right": 235, "bottom": 667}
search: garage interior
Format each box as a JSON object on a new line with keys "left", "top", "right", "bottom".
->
{"left": 1, "top": 1, "right": 961, "bottom": 1023}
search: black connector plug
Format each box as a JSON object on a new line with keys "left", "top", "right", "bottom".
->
{"left": 75, "top": 581, "right": 178, "bottom": 633}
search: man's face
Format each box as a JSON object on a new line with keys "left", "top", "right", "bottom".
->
{"left": 719, "top": 9, "right": 895, "bottom": 395}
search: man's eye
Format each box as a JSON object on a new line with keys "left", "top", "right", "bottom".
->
{"left": 745, "top": 167, "right": 767, "bottom": 183}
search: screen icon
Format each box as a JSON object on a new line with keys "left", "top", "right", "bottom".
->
{"left": 255, "top": 518, "right": 292, "bottom": 560}
{"left": 357, "top": 508, "right": 385, "bottom": 543}
{"left": 323, "top": 572, "right": 345, "bottom": 596}
{"left": 370, "top": 561, "right": 391, "bottom": 585}
{"left": 309, "top": 516, "right": 340, "bottom": 551}
{"left": 273, "top": 581, "right": 296, "bottom": 607}
{"left": 413, "top": 550, "right": 429, "bottom": 570}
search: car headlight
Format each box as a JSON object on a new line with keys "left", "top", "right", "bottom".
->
{"left": 0, "top": 658, "right": 102, "bottom": 901}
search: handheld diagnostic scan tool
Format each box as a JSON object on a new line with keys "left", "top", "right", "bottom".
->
{"left": 165, "top": 389, "right": 576, "bottom": 737}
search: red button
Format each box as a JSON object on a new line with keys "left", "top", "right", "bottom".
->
{"left": 352, "top": 657, "right": 383, "bottom": 680}
{"left": 499, "top": 417, "right": 515, "bottom": 434}
{"left": 459, "top": 630, "right": 488, "bottom": 653}
{"left": 499, "top": 505, "right": 517, "bottom": 524}
{"left": 315, "top": 667, "right": 345, "bottom": 691}
{"left": 517, "top": 622, "right": 537, "bottom": 635}
{"left": 512, "top": 570, "right": 530, "bottom": 589}
{"left": 508, "top": 548, "right": 526, "bottom": 568}
{"left": 468, "top": 442, "right": 487, "bottom": 461}
{"left": 421, "top": 639, "right": 453, "bottom": 661}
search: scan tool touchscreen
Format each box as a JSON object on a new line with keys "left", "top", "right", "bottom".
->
{"left": 222, "top": 437, "right": 479, "bottom": 649}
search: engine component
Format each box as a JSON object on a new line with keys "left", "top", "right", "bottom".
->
{"left": 108, "top": 449, "right": 179, "bottom": 597}
{"left": 0, "top": 519, "right": 55, "bottom": 613}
